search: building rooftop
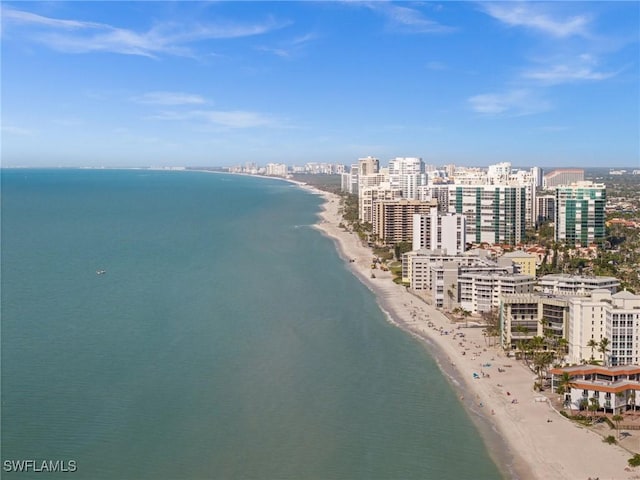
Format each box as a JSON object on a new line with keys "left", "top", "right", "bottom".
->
{"left": 502, "top": 251, "right": 536, "bottom": 259}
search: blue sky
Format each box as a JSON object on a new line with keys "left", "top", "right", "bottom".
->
{"left": 2, "top": 1, "right": 639, "bottom": 168}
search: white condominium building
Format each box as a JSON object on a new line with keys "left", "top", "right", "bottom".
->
{"left": 459, "top": 273, "right": 535, "bottom": 314}
{"left": 402, "top": 249, "right": 493, "bottom": 291}
{"left": 265, "top": 163, "right": 288, "bottom": 177}
{"left": 359, "top": 182, "right": 402, "bottom": 224}
{"left": 537, "top": 274, "right": 619, "bottom": 296}
{"left": 388, "top": 157, "right": 426, "bottom": 200}
{"left": 412, "top": 208, "right": 466, "bottom": 254}
{"left": 567, "top": 290, "right": 640, "bottom": 366}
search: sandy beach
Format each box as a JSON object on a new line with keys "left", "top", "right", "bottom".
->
{"left": 303, "top": 185, "right": 636, "bottom": 480}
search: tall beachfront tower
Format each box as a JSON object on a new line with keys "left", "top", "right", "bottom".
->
{"left": 448, "top": 185, "right": 526, "bottom": 246}
{"left": 554, "top": 181, "right": 606, "bottom": 246}
{"left": 388, "top": 157, "right": 426, "bottom": 200}
{"left": 358, "top": 156, "right": 379, "bottom": 176}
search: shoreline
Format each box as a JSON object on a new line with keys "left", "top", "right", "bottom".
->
{"left": 301, "top": 184, "right": 635, "bottom": 480}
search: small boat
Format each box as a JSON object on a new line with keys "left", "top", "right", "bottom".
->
{"left": 96, "top": 270, "right": 106, "bottom": 275}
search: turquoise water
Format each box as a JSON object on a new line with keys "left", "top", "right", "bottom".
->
{"left": 1, "top": 169, "right": 502, "bottom": 479}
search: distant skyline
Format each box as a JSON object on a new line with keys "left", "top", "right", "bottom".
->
{"left": 2, "top": 1, "right": 639, "bottom": 168}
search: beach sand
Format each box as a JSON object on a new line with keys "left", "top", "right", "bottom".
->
{"left": 305, "top": 185, "right": 636, "bottom": 480}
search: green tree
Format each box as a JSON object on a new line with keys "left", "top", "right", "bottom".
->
{"left": 598, "top": 337, "right": 611, "bottom": 367}
{"left": 588, "top": 397, "right": 600, "bottom": 421}
{"left": 587, "top": 339, "right": 598, "bottom": 363}
{"left": 612, "top": 414, "right": 624, "bottom": 440}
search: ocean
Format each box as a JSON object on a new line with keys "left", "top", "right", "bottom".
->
{"left": 1, "top": 169, "right": 502, "bottom": 479}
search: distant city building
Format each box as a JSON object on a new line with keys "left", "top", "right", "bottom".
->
{"left": 555, "top": 181, "right": 606, "bottom": 246}
{"left": 412, "top": 208, "right": 466, "bottom": 254}
{"left": 358, "top": 156, "right": 379, "bottom": 176}
{"left": 543, "top": 168, "right": 584, "bottom": 189}
{"left": 487, "top": 162, "right": 512, "bottom": 184}
{"left": 536, "top": 194, "right": 555, "bottom": 224}
{"left": 388, "top": 157, "right": 426, "bottom": 200}
{"left": 359, "top": 181, "right": 401, "bottom": 224}
{"left": 265, "top": 163, "right": 288, "bottom": 177}
{"left": 530, "top": 167, "right": 543, "bottom": 188}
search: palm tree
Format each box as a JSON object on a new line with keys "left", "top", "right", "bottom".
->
{"left": 630, "top": 391, "right": 637, "bottom": 412}
{"left": 612, "top": 414, "right": 624, "bottom": 440}
{"left": 556, "top": 372, "right": 576, "bottom": 398}
{"left": 556, "top": 338, "right": 569, "bottom": 365}
{"left": 598, "top": 337, "right": 611, "bottom": 367}
{"left": 588, "top": 397, "right": 600, "bottom": 422}
{"left": 587, "top": 338, "right": 598, "bottom": 363}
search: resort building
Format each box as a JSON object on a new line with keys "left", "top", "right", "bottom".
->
{"left": 499, "top": 293, "right": 571, "bottom": 350}
{"left": 412, "top": 208, "right": 466, "bottom": 254}
{"left": 567, "top": 290, "right": 640, "bottom": 366}
{"left": 543, "top": 168, "right": 584, "bottom": 189}
{"left": 372, "top": 199, "right": 437, "bottom": 244}
{"left": 550, "top": 365, "right": 640, "bottom": 414}
{"left": 459, "top": 273, "right": 535, "bottom": 314}
{"left": 447, "top": 185, "right": 527, "bottom": 245}
{"left": 499, "top": 251, "right": 537, "bottom": 277}
{"left": 537, "top": 274, "right": 619, "bottom": 296}
{"left": 388, "top": 157, "right": 426, "bottom": 200}
{"left": 555, "top": 181, "right": 606, "bottom": 246}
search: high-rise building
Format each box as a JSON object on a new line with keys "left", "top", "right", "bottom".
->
{"left": 358, "top": 156, "right": 379, "bottom": 176}
{"left": 536, "top": 194, "right": 555, "bottom": 224}
{"left": 412, "top": 208, "right": 466, "bottom": 254}
{"left": 448, "top": 185, "right": 527, "bottom": 245}
{"left": 372, "top": 199, "right": 436, "bottom": 244}
{"left": 543, "top": 169, "right": 584, "bottom": 189}
{"left": 388, "top": 157, "right": 426, "bottom": 200}
{"left": 359, "top": 183, "right": 402, "bottom": 224}
{"left": 567, "top": 290, "right": 640, "bottom": 366}
{"left": 555, "top": 182, "right": 606, "bottom": 246}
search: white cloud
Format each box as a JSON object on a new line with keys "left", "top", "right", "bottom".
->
{"left": 522, "top": 54, "right": 620, "bottom": 85}
{"left": 2, "top": 7, "right": 287, "bottom": 58}
{"left": 256, "top": 32, "right": 318, "bottom": 58}
{"left": 523, "top": 64, "right": 617, "bottom": 84}
{"left": 482, "top": 3, "right": 590, "bottom": 38}
{"left": 365, "top": 2, "right": 455, "bottom": 34}
{"left": 2, "top": 125, "right": 35, "bottom": 135}
{"left": 468, "top": 89, "right": 551, "bottom": 116}
{"left": 149, "top": 109, "right": 281, "bottom": 128}
{"left": 133, "top": 92, "right": 207, "bottom": 105}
